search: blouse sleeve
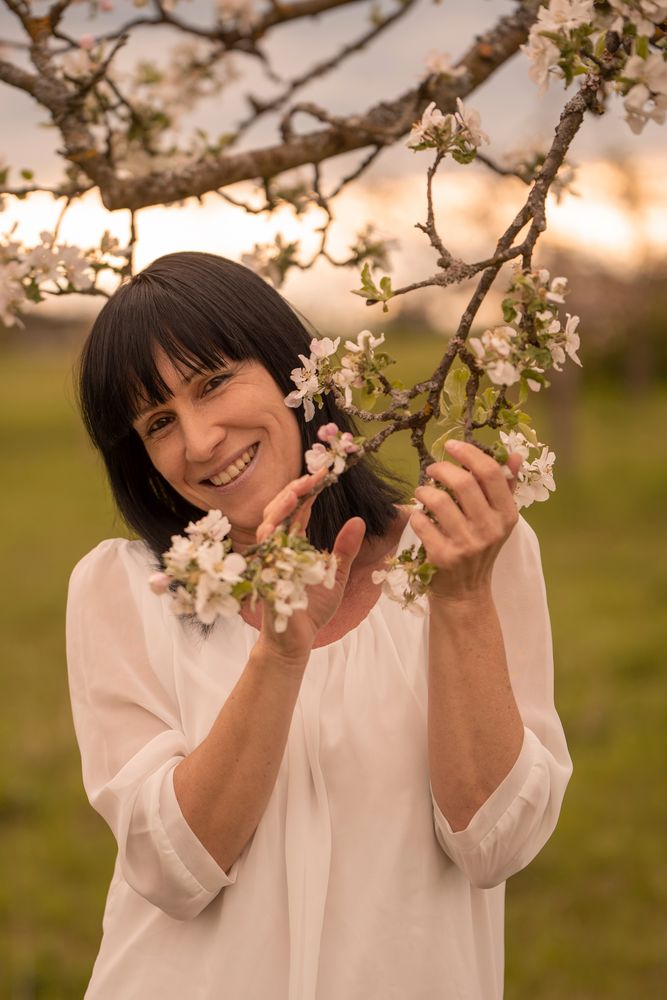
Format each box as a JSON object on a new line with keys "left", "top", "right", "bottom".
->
{"left": 429, "top": 515, "right": 573, "bottom": 889}
{"left": 66, "top": 538, "right": 240, "bottom": 921}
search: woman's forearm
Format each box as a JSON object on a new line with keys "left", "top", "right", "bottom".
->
{"left": 173, "top": 640, "right": 307, "bottom": 873}
{"left": 428, "top": 589, "right": 524, "bottom": 833}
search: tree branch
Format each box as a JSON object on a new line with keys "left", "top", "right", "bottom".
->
{"left": 44, "top": 0, "right": 540, "bottom": 210}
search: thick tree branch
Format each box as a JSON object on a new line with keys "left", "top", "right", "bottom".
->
{"left": 43, "top": 0, "right": 540, "bottom": 210}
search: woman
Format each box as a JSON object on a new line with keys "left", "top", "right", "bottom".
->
{"left": 67, "top": 251, "right": 572, "bottom": 999}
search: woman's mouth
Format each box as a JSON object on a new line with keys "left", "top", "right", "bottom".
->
{"left": 204, "top": 442, "right": 259, "bottom": 492}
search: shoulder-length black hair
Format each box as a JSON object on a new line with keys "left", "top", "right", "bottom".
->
{"left": 77, "top": 251, "right": 406, "bottom": 561}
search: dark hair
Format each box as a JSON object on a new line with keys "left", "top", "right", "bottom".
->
{"left": 77, "top": 251, "right": 407, "bottom": 561}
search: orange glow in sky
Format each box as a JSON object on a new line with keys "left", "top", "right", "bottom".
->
{"left": 3, "top": 153, "right": 666, "bottom": 328}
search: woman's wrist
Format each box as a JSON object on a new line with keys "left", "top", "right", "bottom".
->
{"left": 253, "top": 634, "right": 311, "bottom": 679}
{"left": 428, "top": 585, "right": 496, "bottom": 622}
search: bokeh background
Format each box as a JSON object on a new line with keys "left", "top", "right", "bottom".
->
{"left": 1, "top": 1, "right": 666, "bottom": 997}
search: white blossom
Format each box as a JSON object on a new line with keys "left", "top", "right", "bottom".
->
{"left": 609, "top": 0, "right": 667, "bottom": 38}
{"left": 514, "top": 446, "right": 557, "bottom": 508}
{"left": 622, "top": 54, "right": 667, "bottom": 133}
{"left": 331, "top": 364, "right": 359, "bottom": 407}
{"left": 499, "top": 430, "right": 532, "bottom": 462}
{"left": 406, "top": 102, "right": 453, "bottom": 150}
{"left": 500, "top": 431, "right": 556, "bottom": 509}
{"left": 371, "top": 547, "right": 433, "bottom": 616}
{"left": 563, "top": 313, "right": 582, "bottom": 366}
{"left": 284, "top": 353, "right": 320, "bottom": 421}
{"left": 546, "top": 275, "right": 569, "bottom": 304}
{"left": 215, "top": 0, "right": 259, "bottom": 33}
{"left": 185, "top": 509, "right": 231, "bottom": 544}
{"left": 423, "top": 51, "right": 466, "bottom": 79}
{"left": 470, "top": 325, "right": 522, "bottom": 386}
{"left": 343, "top": 330, "right": 385, "bottom": 354}
{"left": 523, "top": 32, "right": 561, "bottom": 93}
{"left": 195, "top": 575, "right": 240, "bottom": 625}
{"left": 0, "top": 259, "right": 29, "bottom": 327}
{"left": 454, "top": 98, "right": 490, "bottom": 149}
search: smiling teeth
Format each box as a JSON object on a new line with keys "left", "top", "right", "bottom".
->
{"left": 209, "top": 444, "right": 257, "bottom": 486}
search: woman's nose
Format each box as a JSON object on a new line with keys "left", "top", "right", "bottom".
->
{"left": 181, "top": 410, "right": 227, "bottom": 464}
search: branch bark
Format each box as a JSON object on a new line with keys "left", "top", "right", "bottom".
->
{"left": 0, "top": 0, "right": 540, "bottom": 211}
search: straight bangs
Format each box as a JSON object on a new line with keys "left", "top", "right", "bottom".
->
{"left": 78, "top": 271, "right": 256, "bottom": 451}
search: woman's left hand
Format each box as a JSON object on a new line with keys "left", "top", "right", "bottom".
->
{"left": 411, "top": 440, "right": 524, "bottom": 605}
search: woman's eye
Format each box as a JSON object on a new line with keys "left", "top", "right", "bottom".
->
{"left": 146, "top": 416, "right": 171, "bottom": 437}
{"left": 202, "top": 374, "right": 228, "bottom": 395}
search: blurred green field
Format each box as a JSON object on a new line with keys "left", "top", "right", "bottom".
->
{"left": 1, "top": 339, "right": 666, "bottom": 998}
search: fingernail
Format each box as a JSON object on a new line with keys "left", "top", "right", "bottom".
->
{"left": 445, "top": 439, "right": 462, "bottom": 453}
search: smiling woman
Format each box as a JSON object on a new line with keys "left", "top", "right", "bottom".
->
{"left": 77, "top": 251, "right": 404, "bottom": 557}
{"left": 131, "top": 353, "right": 305, "bottom": 552}
{"left": 67, "top": 250, "right": 571, "bottom": 1000}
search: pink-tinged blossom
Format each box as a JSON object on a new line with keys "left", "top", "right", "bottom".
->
{"left": 148, "top": 571, "right": 171, "bottom": 595}
{"left": 304, "top": 443, "right": 332, "bottom": 473}
{"left": 309, "top": 336, "right": 340, "bottom": 359}
{"left": 317, "top": 422, "right": 340, "bottom": 443}
{"left": 305, "top": 429, "right": 359, "bottom": 475}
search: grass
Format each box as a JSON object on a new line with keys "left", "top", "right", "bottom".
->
{"left": 0, "top": 340, "right": 665, "bottom": 998}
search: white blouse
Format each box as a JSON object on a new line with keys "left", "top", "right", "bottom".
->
{"left": 66, "top": 515, "right": 572, "bottom": 1000}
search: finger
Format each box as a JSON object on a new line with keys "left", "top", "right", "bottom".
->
{"left": 413, "top": 483, "right": 469, "bottom": 540}
{"left": 331, "top": 517, "right": 366, "bottom": 585}
{"left": 255, "top": 489, "right": 292, "bottom": 543}
{"left": 409, "top": 508, "right": 456, "bottom": 563}
{"left": 443, "top": 440, "right": 516, "bottom": 515}
{"left": 259, "top": 467, "right": 327, "bottom": 538}
{"left": 425, "top": 459, "right": 491, "bottom": 523}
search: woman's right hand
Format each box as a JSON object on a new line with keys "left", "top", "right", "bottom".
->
{"left": 253, "top": 468, "right": 366, "bottom": 671}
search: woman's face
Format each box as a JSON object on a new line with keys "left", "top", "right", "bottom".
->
{"left": 132, "top": 349, "right": 304, "bottom": 550}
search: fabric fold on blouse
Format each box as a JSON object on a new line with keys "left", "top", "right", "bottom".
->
{"left": 66, "top": 514, "right": 572, "bottom": 1000}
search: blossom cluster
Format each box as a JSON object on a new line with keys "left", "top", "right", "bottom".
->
{"left": 305, "top": 423, "right": 363, "bottom": 474}
{"left": 0, "top": 229, "right": 127, "bottom": 327}
{"left": 499, "top": 430, "right": 557, "bottom": 510}
{"left": 371, "top": 539, "right": 437, "bottom": 616}
{"left": 76, "top": 0, "right": 258, "bottom": 27}
{"left": 56, "top": 30, "right": 238, "bottom": 182}
{"left": 284, "top": 330, "right": 393, "bottom": 419}
{"left": 150, "top": 508, "right": 338, "bottom": 632}
{"left": 522, "top": 0, "right": 667, "bottom": 134}
{"left": 406, "top": 99, "right": 489, "bottom": 163}
{"left": 469, "top": 267, "right": 581, "bottom": 391}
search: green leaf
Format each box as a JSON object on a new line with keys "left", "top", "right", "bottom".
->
{"left": 19, "top": 168, "right": 34, "bottom": 181}
{"left": 635, "top": 35, "right": 649, "bottom": 60}
{"left": 498, "top": 407, "right": 519, "bottom": 428}
{"left": 443, "top": 365, "right": 469, "bottom": 408}
{"left": 517, "top": 422, "right": 539, "bottom": 445}
{"left": 352, "top": 262, "right": 380, "bottom": 302}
